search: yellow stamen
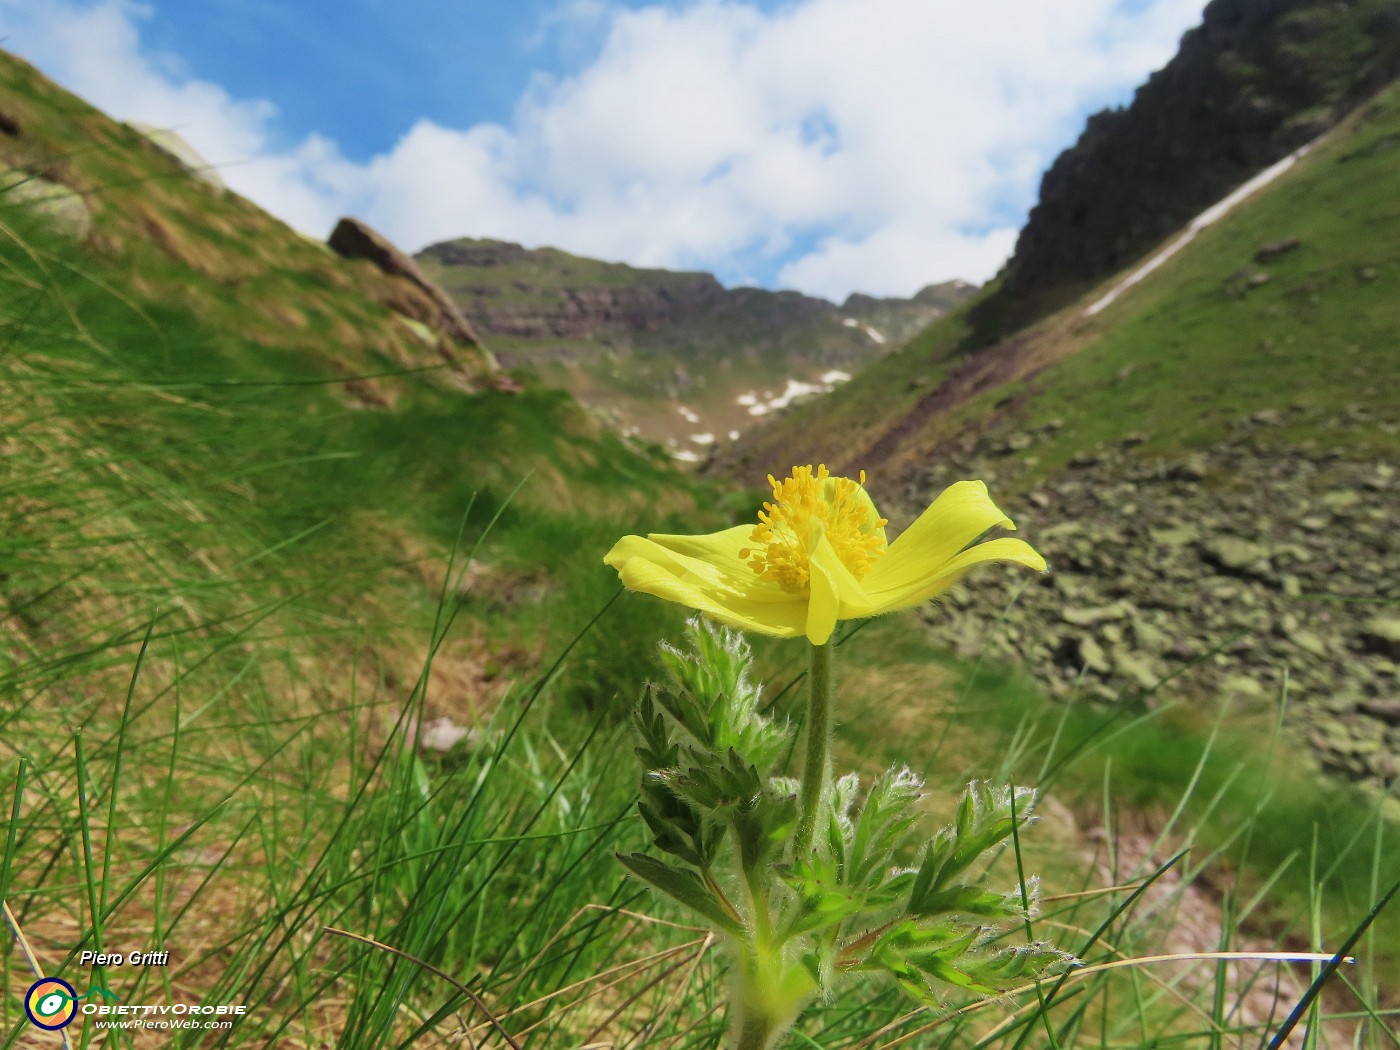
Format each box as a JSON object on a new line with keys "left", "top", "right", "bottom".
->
{"left": 737, "top": 464, "right": 889, "bottom": 593}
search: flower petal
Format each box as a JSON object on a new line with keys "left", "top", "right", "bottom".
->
{"left": 863, "top": 480, "right": 1017, "bottom": 599}
{"left": 611, "top": 554, "right": 810, "bottom": 637}
{"left": 864, "top": 536, "right": 1047, "bottom": 614}
{"left": 605, "top": 528, "right": 793, "bottom": 604}
{"left": 805, "top": 550, "right": 840, "bottom": 645}
{"left": 809, "top": 531, "right": 879, "bottom": 620}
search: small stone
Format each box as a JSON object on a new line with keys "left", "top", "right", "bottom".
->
{"left": 1246, "top": 271, "right": 1272, "bottom": 289}
{"left": 1028, "top": 491, "right": 1051, "bottom": 508}
{"left": 1299, "top": 516, "right": 1329, "bottom": 531}
{"left": 1322, "top": 693, "right": 1358, "bottom": 714}
{"left": 1151, "top": 524, "right": 1199, "bottom": 547}
{"left": 1040, "top": 521, "right": 1086, "bottom": 541}
{"left": 1255, "top": 237, "right": 1301, "bottom": 263}
{"left": 1169, "top": 455, "right": 1209, "bottom": 482}
{"left": 1053, "top": 635, "right": 1110, "bottom": 675}
{"left": 1356, "top": 266, "right": 1378, "bottom": 283}
{"left": 1251, "top": 408, "right": 1282, "bottom": 426}
{"left": 1115, "top": 653, "right": 1161, "bottom": 691}
{"left": 1359, "top": 701, "right": 1400, "bottom": 726}
{"left": 1201, "top": 537, "right": 1272, "bottom": 576}
{"left": 1223, "top": 675, "right": 1265, "bottom": 699}
{"left": 1132, "top": 620, "right": 1172, "bottom": 654}
{"left": 1292, "top": 630, "right": 1328, "bottom": 658}
{"left": 1061, "top": 601, "right": 1134, "bottom": 627}
{"left": 1359, "top": 616, "right": 1400, "bottom": 659}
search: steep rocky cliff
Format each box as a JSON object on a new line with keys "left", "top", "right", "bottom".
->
{"left": 971, "top": 0, "right": 1400, "bottom": 339}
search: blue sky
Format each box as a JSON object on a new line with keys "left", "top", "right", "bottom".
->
{"left": 0, "top": 0, "right": 1207, "bottom": 300}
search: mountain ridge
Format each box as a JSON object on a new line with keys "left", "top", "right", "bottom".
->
{"left": 417, "top": 235, "right": 976, "bottom": 455}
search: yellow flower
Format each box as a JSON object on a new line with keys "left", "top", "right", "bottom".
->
{"left": 604, "top": 464, "right": 1046, "bottom": 645}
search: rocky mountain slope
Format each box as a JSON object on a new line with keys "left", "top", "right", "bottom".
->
{"left": 968, "top": 0, "right": 1400, "bottom": 341}
{"left": 721, "top": 76, "right": 1400, "bottom": 794}
{"left": 417, "top": 236, "right": 974, "bottom": 457}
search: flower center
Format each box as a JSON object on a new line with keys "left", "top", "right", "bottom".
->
{"left": 738, "top": 464, "right": 888, "bottom": 593}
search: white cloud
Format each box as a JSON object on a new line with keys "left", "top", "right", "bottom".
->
{"left": 0, "top": 0, "right": 1206, "bottom": 299}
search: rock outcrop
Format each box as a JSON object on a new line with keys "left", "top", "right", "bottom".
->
{"left": 417, "top": 238, "right": 974, "bottom": 351}
{"left": 329, "top": 218, "right": 483, "bottom": 348}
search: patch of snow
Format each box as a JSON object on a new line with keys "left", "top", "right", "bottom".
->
{"left": 1085, "top": 140, "right": 1318, "bottom": 317}
{"left": 672, "top": 448, "right": 703, "bottom": 463}
{"left": 690, "top": 432, "right": 715, "bottom": 445}
{"left": 766, "top": 379, "right": 824, "bottom": 411}
{"left": 744, "top": 372, "right": 853, "bottom": 417}
{"left": 677, "top": 404, "right": 701, "bottom": 423}
{"left": 863, "top": 325, "right": 886, "bottom": 345}
{"left": 842, "top": 317, "right": 860, "bottom": 327}
{"left": 728, "top": 429, "right": 741, "bottom": 441}
{"left": 736, "top": 392, "right": 758, "bottom": 407}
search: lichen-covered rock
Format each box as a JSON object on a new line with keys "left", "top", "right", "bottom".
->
{"left": 3, "top": 169, "right": 91, "bottom": 239}
{"left": 130, "top": 122, "right": 226, "bottom": 188}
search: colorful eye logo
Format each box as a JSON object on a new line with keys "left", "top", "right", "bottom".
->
{"left": 26, "top": 978, "right": 78, "bottom": 1030}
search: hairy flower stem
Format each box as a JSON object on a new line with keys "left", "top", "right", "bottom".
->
{"left": 794, "top": 640, "right": 832, "bottom": 858}
{"left": 734, "top": 1012, "right": 778, "bottom": 1050}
